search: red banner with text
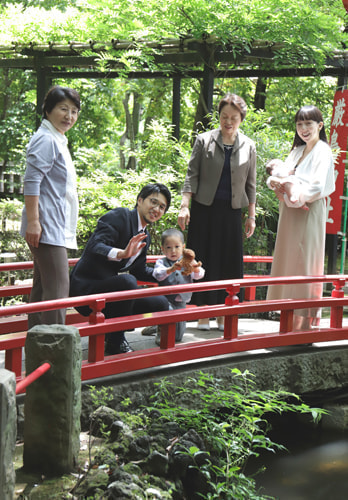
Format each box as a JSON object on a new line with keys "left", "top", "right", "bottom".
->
{"left": 327, "top": 90, "right": 348, "bottom": 234}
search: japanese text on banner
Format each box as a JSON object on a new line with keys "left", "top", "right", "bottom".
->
{"left": 327, "top": 90, "right": 348, "bottom": 234}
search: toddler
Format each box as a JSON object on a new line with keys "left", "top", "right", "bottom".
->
{"left": 153, "top": 228, "right": 205, "bottom": 344}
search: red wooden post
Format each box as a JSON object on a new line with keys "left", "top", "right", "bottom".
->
{"left": 223, "top": 284, "right": 240, "bottom": 338}
{"left": 244, "top": 286, "right": 256, "bottom": 301}
{"left": 158, "top": 322, "right": 176, "bottom": 349}
{"left": 5, "top": 348, "right": 22, "bottom": 378}
{"left": 330, "top": 278, "right": 345, "bottom": 328}
{"left": 88, "top": 298, "right": 106, "bottom": 324}
{"left": 223, "top": 315, "right": 238, "bottom": 339}
{"left": 88, "top": 334, "right": 106, "bottom": 362}
{"left": 279, "top": 310, "right": 293, "bottom": 333}
{"left": 225, "top": 284, "right": 240, "bottom": 306}
{"left": 88, "top": 299, "right": 106, "bottom": 362}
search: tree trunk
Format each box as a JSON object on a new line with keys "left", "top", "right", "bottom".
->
{"left": 192, "top": 81, "right": 212, "bottom": 139}
{"left": 0, "top": 69, "right": 10, "bottom": 122}
{"left": 120, "top": 91, "right": 141, "bottom": 170}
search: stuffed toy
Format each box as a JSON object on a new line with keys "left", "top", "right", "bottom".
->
{"left": 180, "top": 248, "right": 202, "bottom": 276}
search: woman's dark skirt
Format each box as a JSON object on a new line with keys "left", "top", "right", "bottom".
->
{"left": 187, "top": 199, "right": 244, "bottom": 306}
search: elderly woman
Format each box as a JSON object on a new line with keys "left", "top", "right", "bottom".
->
{"left": 178, "top": 93, "right": 256, "bottom": 330}
{"left": 20, "top": 85, "right": 81, "bottom": 328}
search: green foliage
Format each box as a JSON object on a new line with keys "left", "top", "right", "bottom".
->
{"left": 138, "top": 119, "right": 185, "bottom": 173}
{"left": 0, "top": 70, "right": 36, "bottom": 166}
{"left": 0, "top": 197, "right": 22, "bottom": 220}
{"left": 75, "top": 167, "right": 182, "bottom": 254}
{"left": 0, "top": 1, "right": 344, "bottom": 257}
{"left": 88, "top": 384, "right": 114, "bottom": 410}
{"left": 264, "top": 77, "right": 337, "bottom": 130}
{"left": 0, "top": 197, "right": 30, "bottom": 261}
{"left": 87, "top": 385, "right": 146, "bottom": 430}
{"left": 0, "top": 1, "right": 346, "bottom": 66}
{"left": 239, "top": 109, "right": 292, "bottom": 255}
{"left": 0, "top": 198, "right": 31, "bottom": 292}
{"left": 71, "top": 116, "right": 188, "bottom": 253}
{"left": 147, "top": 369, "right": 327, "bottom": 499}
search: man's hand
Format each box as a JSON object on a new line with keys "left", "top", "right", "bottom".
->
{"left": 117, "top": 232, "right": 147, "bottom": 260}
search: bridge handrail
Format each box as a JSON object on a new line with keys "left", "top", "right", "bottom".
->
{"left": 0, "top": 274, "right": 345, "bottom": 318}
{"left": 0, "top": 254, "right": 273, "bottom": 273}
{"left": 2, "top": 274, "right": 347, "bottom": 388}
{"left": 0, "top": 255, "right": 272, "bottom": 301}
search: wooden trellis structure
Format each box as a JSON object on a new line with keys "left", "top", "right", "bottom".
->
{"left": 1, "top": 36, "right": 348, "bottom": 271}
{"left": 0, "top": 36, "right": 348, "bottom": 135}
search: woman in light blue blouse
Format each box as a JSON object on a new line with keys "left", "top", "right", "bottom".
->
{"left": 20, "top": 85, "right": 80, "bottom": 328}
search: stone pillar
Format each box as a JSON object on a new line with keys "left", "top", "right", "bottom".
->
{"left": 23, "top": 325, "right": 81, "bottom": 475}
{"left": 0, "top": 369, "right": 16, "bottom": 500}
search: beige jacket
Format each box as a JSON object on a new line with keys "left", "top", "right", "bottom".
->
{"left": 182, "top": 128, "right": 256, "bottom": 209}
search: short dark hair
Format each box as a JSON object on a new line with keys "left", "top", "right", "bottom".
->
{"left": 42, "top": 85, "right": 81, "bottom": 118}
{"left": 292, "top": 105, "right": 328, "bottom": 149}
{"left": 161, "top": 228, "right": 184, "bottom": 245}
{"left": 218, "top": 93, "right": 247, "bottom": 121}
{"left": 136, "top": 183, "right": 171, "bottom": 212}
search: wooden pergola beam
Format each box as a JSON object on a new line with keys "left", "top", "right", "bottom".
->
{"left": 0, "top": 37, "right": 346, "bottom": 140}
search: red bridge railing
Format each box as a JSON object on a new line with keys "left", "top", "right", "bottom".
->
{"left": 0, "top": 255, "right": 273, "bottom": 300}
{"left": 0, "top": 254, "right": 273, "bottom": 274}
{"left": 1, "top": 267, "right": 348, "bottom": 388}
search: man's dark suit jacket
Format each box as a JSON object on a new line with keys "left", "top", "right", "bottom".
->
{"left": 70, "top": 207, "right": 156, "bottom": 297}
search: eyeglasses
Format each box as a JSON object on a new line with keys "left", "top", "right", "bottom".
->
{"left": 149, "top": 197, "right": 167, "bottom": 212}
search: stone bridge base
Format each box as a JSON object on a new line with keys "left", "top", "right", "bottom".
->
{"left": 81, "top": 343, "right": 348, "bottom": 431}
